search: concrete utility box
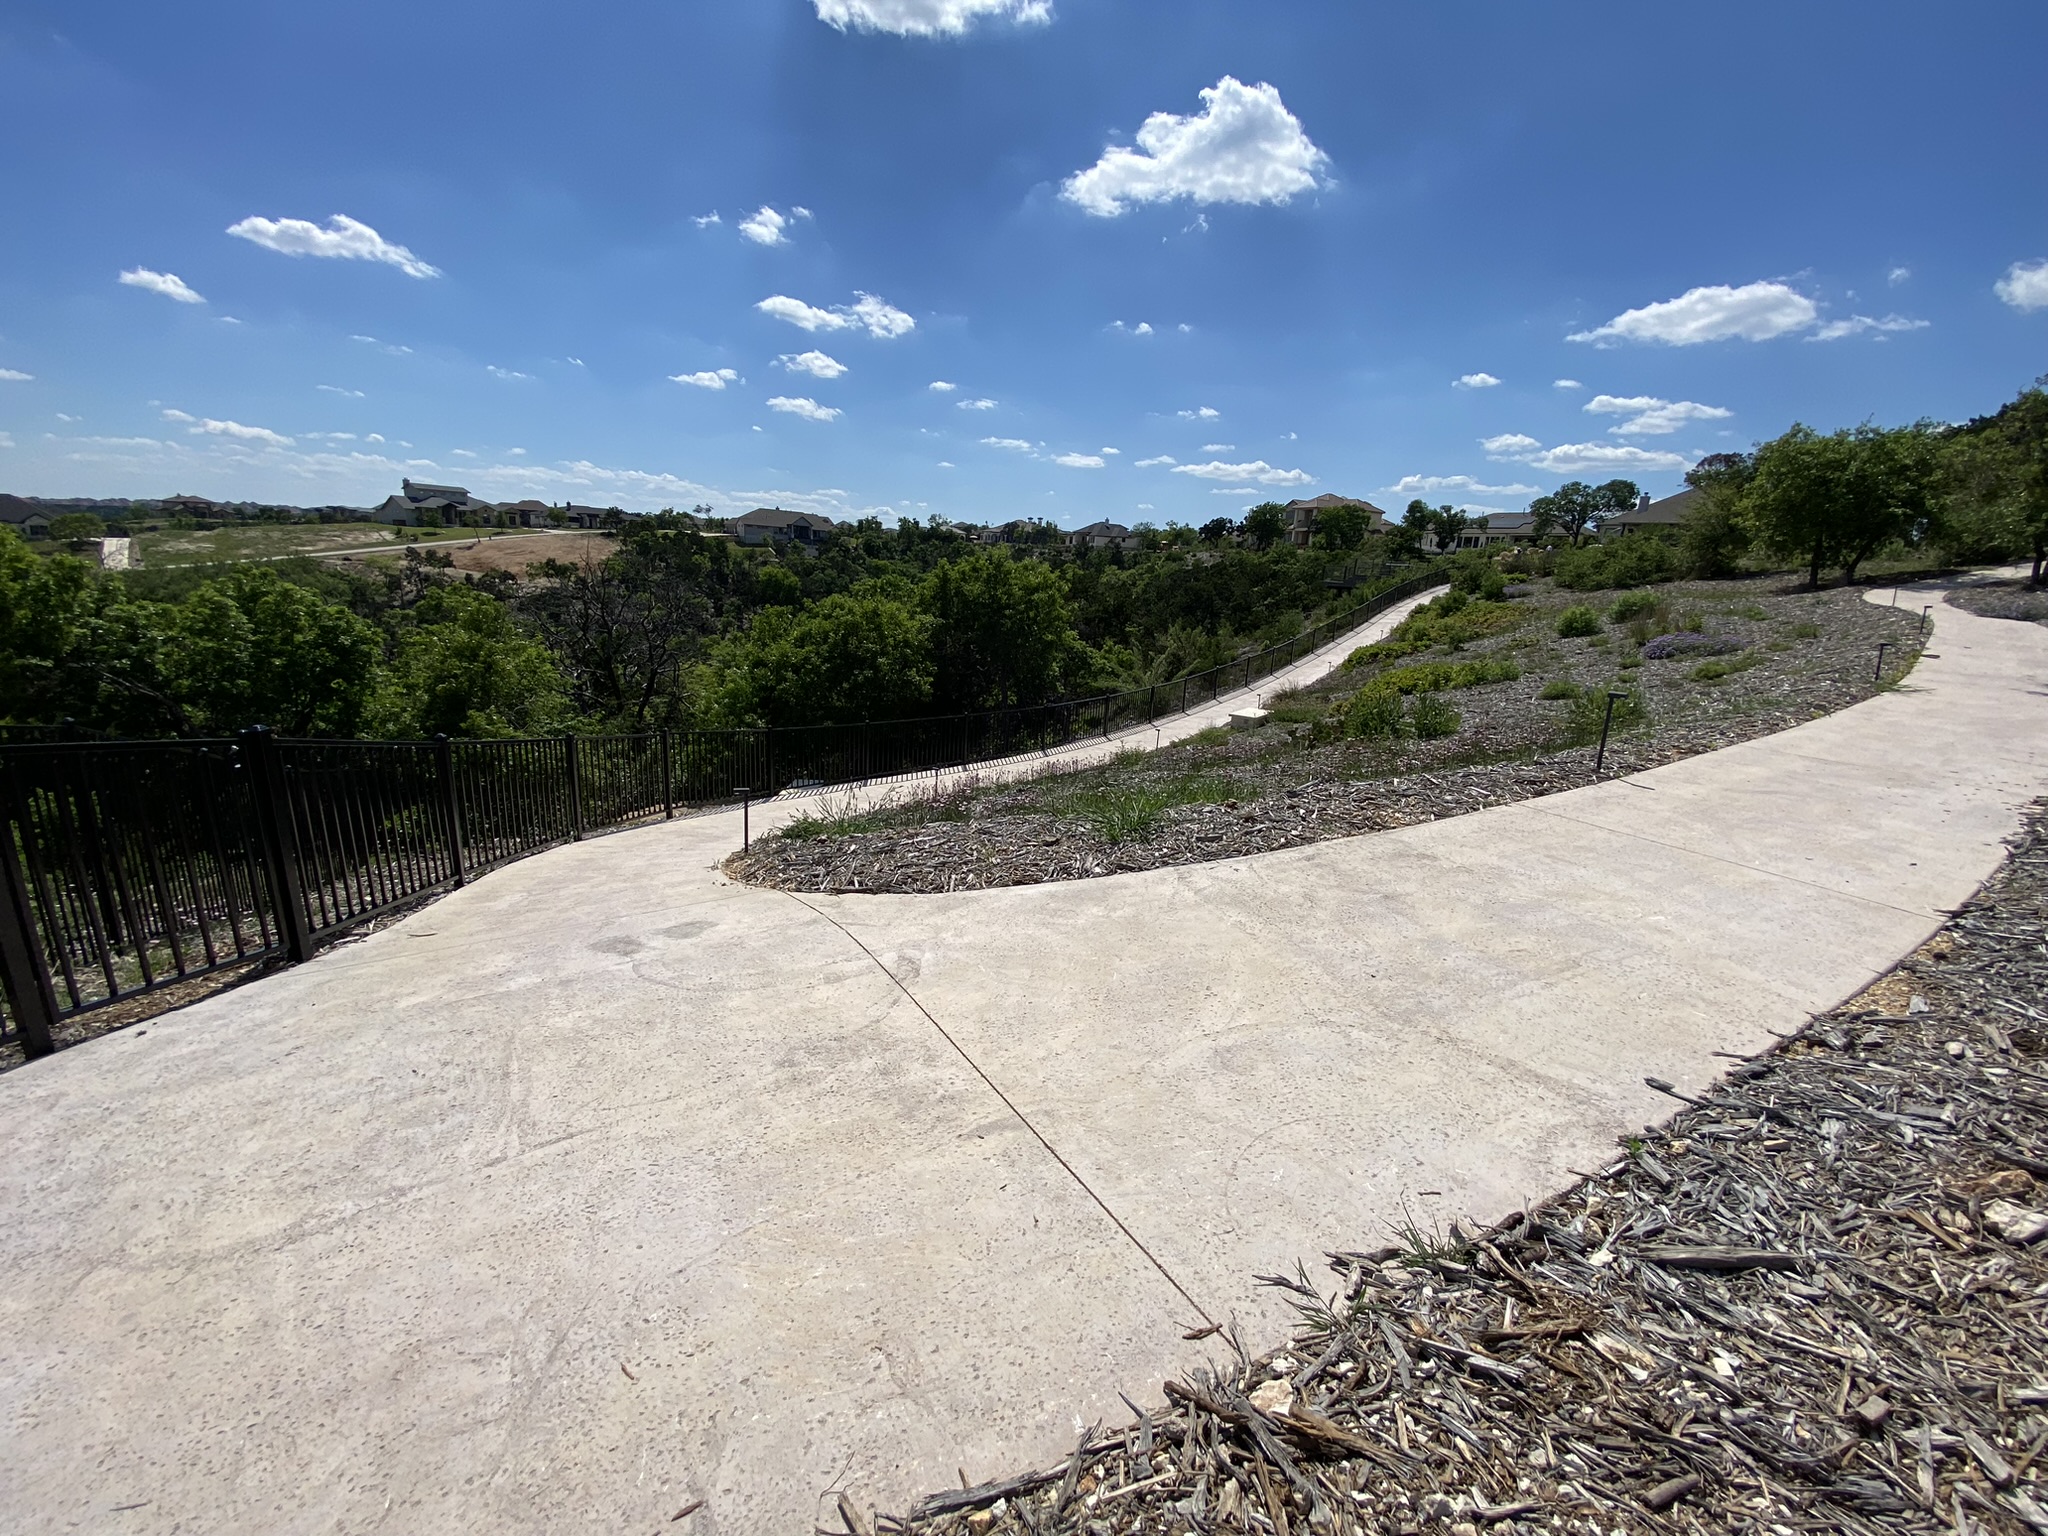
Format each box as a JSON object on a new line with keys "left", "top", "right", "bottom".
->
{"left": 1229, "top": 707, "right": 1271, "bottom": 731}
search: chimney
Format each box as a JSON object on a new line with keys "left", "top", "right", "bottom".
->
{"left": 1638, "top": 492, "right": 1651, "bottom": 510}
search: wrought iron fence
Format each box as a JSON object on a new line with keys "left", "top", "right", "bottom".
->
{"left": 0, "top": 567, "right": 1440, "bottom": 1058}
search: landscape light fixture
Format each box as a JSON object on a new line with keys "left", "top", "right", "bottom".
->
{"left": 1921, "top": 605, "right": 1933, "bottom": 636}
{"left": 1874, "top": 643, "right": 1891, "bottom": 685}
{"left": 1594, "top": 690, "right": 1629, "bottom": 777}
{"left": 736, "top": 786, "right": 752, "bottom": 850}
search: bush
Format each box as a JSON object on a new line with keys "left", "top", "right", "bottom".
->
{"left": 1379, "top": 597, "right": 1526, "bottom": 652}
{"left": 1347, "top": 687, "right": 1405, "bottom": 737}
{"left": 1556, "top": 604, "right": 1602, "bottom": 638}
{"left": 1553, "top": 537, "right": 1679, "bottom": 591}
{"left": 1372, "top": 658, "right": 1521, "bottom": 695}
{"left": 1538, "top": 679, "right": 1580, "bottom": 700}
{"left": 1608, "top": 591, "right": 1660, "bottom": 623}
{"left": 1640, "top": 632, "right": 1742, "bottom": 660}
{"left": 1565, "top": 686, "right": 1648, "bottom": 742}
{"left": 1791, "top": 621, "right": 1821, "bottom": 639}
{"left": 1408, "top": 692, "right": 1460, "bottom": 739}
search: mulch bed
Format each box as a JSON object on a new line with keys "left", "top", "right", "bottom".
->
{"left": 853, "top": 801, "right": 2048, "bottom": 1536}
{"left": 733, "top": 580, "right": 1926, "bottom": 896}
{"left": 1946, "top": 582, "right": 2048, "bottom": 628}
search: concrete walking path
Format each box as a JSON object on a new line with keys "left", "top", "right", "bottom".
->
{"left": 1, "top": 587, "right": 2045, "bottom": 1533}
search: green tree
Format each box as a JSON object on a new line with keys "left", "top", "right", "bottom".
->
{"left": 1314, "top": 503, "right": 1370, "bottom": 551}
{"left": 921, "top": 549, "right": 1084, "bottom": 711}
{"left": 707, "top": 586, "right": 935, "bottom": 726}
{"left": 0, "top": 531, "right": 98, "bottom": 722}
{"left": 1742, "top": 422, "right": 1942, "bottom": 587}
{"left": 368, "top": 585, "right": 572, "bottom": 738}
{"left": 48, "top": 512, "right": 106, "bottom": 545}
{"left": 1198, "top": 517, "right": 1236, "bottom": 545}
{"left": 1527, "top": 481, "right": 1634, "bottom": 546}
{"left": 162, "top": 567, "right": 384, "bottom": 734}
{"left": 1243, "top": 502, "right": 1287, "bottom": 551}
{"left": 1678, "top": 453, "right": 1755, "bottom": 577}
{"left": 1944, "top": 384, "right": 2048, "bottom": 585}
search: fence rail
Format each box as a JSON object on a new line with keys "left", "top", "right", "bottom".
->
{"left": 0, "top": 567, "right": 1439, "bottom": 1057}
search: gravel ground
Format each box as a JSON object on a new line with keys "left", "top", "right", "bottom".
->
{"left": 855, "top": 800, "right": 2048, "bottom": 1536}
{"left": 1948, "top": 581, "right": 2048, "bottom": 628}
{"left": 732, "top": 578, "right": 1926, "bottom": 895}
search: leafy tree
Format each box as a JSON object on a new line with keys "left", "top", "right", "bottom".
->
{"left": 367, "top": 585, "right": 571, "bottom": 738}
{"left": 707, "top": 586, "right": 934, "bottom": 727}
{"left": 1678, "top": 453, "right": 1755, "bottom": 577}
{"left": 1944, "top": 383, "right": 2048, "bottom": 585}
{"left": 1742, "top": 422, "right": 1942, "bottom": 587}
{"left": 1243, "top": 502, "right": 1287, "bottom": 551}
{"left": 921, "top": 549, "right": 1083, "bottom": 711}
{"left": 1198, "top": 517, "right": 1236, "bottom": 545}
{"left": 162, "top": 567, "right": 384, "bottom": 734}
{"left": 1526, "top": 480, "right": 1638, "bottom": 546}
{"left": 48, "top": 512, "right": 106, "bottom": 544}
{"left": 0, "top": 531, "right": 98, "bottom": 722}
{"left": 1314, "top": 503, "right": 1370, "bottom": 551}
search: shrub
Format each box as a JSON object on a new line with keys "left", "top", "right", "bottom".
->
{"left": 1791, "top": 621, "right": 1821, "bottom": 639}
{"left": 1556, "top": 604, "right": 1602, "bottom": 638}
{"left": 1553, "top": 537, "right": 1679, "bottom": 591}
{"left": 1608, "top": 591, "right": 1660, "bottom": 623}
{"left": 1343, "top": 639, "right": 1426, "bottom": 670}
{"left": 1565, "top": 686, "right": 1648, "bottom": 742}
{"left": 1347, "top": 686, "right": 1405, "bottom": 738}
{"left": 1408, "top": 692, "right": 1460, "bottom": 739}
{"left": 1538, "top": 679, "right": 1580, "bottom": 700}
{"left": 1691, "top": 654, "right": 1760, "bottom": 683}
{"left": 1640, "top": 632, "right": 1743, "bottom": 660}
{"left": 1370, "top": 658, "right": 1522, "bottom": 695}
{"left": 1055, "top": 772, "right": 1237, "bottom": 843}
{"left": 1386, "top": 596, "right": 1526, "bottom": 651}
{"left": 1618, "top": 654, "right": 1643, "bottom": 669}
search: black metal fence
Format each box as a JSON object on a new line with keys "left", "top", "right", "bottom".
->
{"left": 0, "top": 568, "right": 1439, "bottom": 1058}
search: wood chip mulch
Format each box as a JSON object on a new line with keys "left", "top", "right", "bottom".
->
{"left": 854, "top": 801, "right": 2048, "bottom": 1536}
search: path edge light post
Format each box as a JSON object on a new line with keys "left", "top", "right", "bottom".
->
{"left": 737, "top": 788, "right": 751, "bottom": 852}
{"left": 1874, "top": 642, "right": 1892, "bottom": 685}
{"left": 1594, "top": 690, "right": 1628, "bottom": 778}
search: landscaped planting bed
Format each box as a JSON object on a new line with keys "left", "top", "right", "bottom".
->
{"left": 729, "top": 575, "right": 1927, "bottom": 895}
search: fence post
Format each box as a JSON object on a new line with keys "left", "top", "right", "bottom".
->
{"left": 660, "top": 730, "right": 674, "bottom": 820}
{"left": 565, "top": 735, "right": 584, "bottom": 841}
{"left": 0, "top": 818, "right": 61, "bottom": 1060}
{"left": 241, "top": 726, "right": 314, "bottom": 963}
{"left": 435, "top": 734, "right": 466, "bottom": 888}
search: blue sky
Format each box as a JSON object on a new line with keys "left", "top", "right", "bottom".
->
{"left": 2, "top": 0, "right": 2044, "bottom": 528}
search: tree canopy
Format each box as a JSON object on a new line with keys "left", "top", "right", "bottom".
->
{"left": 1743, "top": 422, "right": 1941, "bottom": 587}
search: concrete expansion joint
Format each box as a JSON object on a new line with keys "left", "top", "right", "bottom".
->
{"left": 782, "top": 889, "right": 1215, "bottom": 1325}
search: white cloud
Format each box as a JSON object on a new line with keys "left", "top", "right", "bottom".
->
{"left": 1381, "top": 473, "right": 1542, "bottom": 499}
{"left": 0, "top": 433, "right": 13, "bottom": 449}
{"left": 737, "top": 205, "right": 812, "bottom": 246}
{"left": 1054, "top": 452, "right": 1105, "bottom": 468}
{"left": 1888, "top": 265, "right": 1911, "bottom": 287}
{"left": 1553, "top": 378, "right": 1583, "bottom": 390}
{"left": 766, "top": 395, "right": 842, "bottom": 422}
{"left": 348, "top": 333, "right": 412, "bottom": 355}
{"left": 937, "top": 460, "right": 955, "bottom": 467}
{"left": 486, "top": 365, "right": 533, "bottom": 381}
{"left": 957, "top": 397, "right": 997, "bottom": 410}
{"left": 451, "top": 448, "right": 478, "bottom": 458}
{"left": 981, "top": 436, "right": 1034, "bottom": 451}
{"left": 1210, "top": 486, "right": 1257, "bottom": 495}
{"left": 1178, "top": 406, "right": 1220, "bottom": 419}
{"left": 1453, "top": 372, "right": 1501, "bottom": 389}
{"left": 777, "top": 351, "right": 847, "bottom": 379}
{"left": 1135, "top": 454, "right": 1176, "bottom": 467}
{"left": 226, "top": 214, "right": 440, "bottom": 278}
{"left": 366, "top": 433, "right": 385, "bottom": 443}
{"left": 812, "top": 0, "right": 1050, "bottom": 37}
{"left": 1583, "top": 394, "right": 1733, "bottom": 435}
{"left": 1201, "top": 442, "right": 1235, "bottom": 452}
{"left": 118, "top": 267, "right": 206, "bottom": 304}
{"left": 1100, "top": 446, "right": 1120, "bottom": 455}
{"left": 671, "top": 368, "right": 741, "bottom": 389}
{"left": 317, "top": 384, "right": 364, "bottom": 397}
{"left": 190, "top": 417, "right": 294, "bottom": 447}
{"left": 1110, "top": 320, "right": 1155, "bottom": 336}
{"left": 159, "top": 409, "right": 194, "bottom": 422}
{"left": 757, "top": 291, "right": 915, "bottom": 338}
{"left": 928, "top": 380, "right": 958, "bottom": 392}
{"left": 693, "top": 212, "right": 722, "bottom": 228}
{"left": 1484, "top": 432, "right": 1687, "bottom": 474}
{"left": 1808, "top": 313, "right": 1930, "bottom": 341}
{"left": 1062, "top": 76, "right": 1329, "bottom": 219}
{"left": 1568, "top": 280, "right": 1818, "bottom": 345}
{"left": 1997, "top": 260, "right": 2048, "bottom": 312}
{"left": 0, "top": 368, "right": 31, "bottom": 382}
{"left": 1171, "top": 459, "right": 1313, "bottom": 486}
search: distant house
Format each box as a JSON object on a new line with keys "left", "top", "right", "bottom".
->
{"left": 372, "top": 477, "right": 497, "bottom": 526}
{"left": 561, "top": 504, "right": 627, "bottom": 530}
{"left": 0, "top": 494, "right": 51, "bottom": 539}
{"left": 1065, "top": 519, "right": 1139, "bottom": 551}
{"left": 1281, "top": 494, "right": 1391, "bottom": 549}
{"left": 160, "top": 493, "right": 229, "bottom": 520}
{"left": 730, "top": 507, "right": 835, "bottom": 549}
{"left": 497, "top": 499, "right": 556, "bottom": 529}
{"left": 1604, "top": 488, "right": 1699, "bottom": 537}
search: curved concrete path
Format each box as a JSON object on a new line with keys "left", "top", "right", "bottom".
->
{"left": 3, "top": 588, "right": 2046, "bottom": 1534}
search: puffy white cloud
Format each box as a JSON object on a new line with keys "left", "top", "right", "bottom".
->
{"left": 1553, "top": 378, "right": 1583, "bottom": 390}
{"left": 1888, "top": 265, "right": 1912, "bottom": 287}
{"left": 767, "top": 395, "right": 842, "bottom": 422}
{"left": 737, "top": 205, "right": 813, "bottom": 246}
{"left": 1110, "top": 320, "right": 1154, "bottom": 336}
{"left": 1061, "top": 76, "right": 1329, "bottom": 219}
{"left": 937, "top": 460, "right": 955, "bottom": 467}
{"left": 119, "top": 267, "right": 206, "bottom": 304}
{"left": 980, "top": 436, "right": 1034, "bottom": 451}
{"left": 812, "top": 0, "right": 1050, "bottom": 37}
{"left": 190, "top": 417, "right": 295, "bottom": 447}
{"left": 1100, "top": 446, "right": 1120, "bottom": 455}
{"left": 1485, "top": 432, "right": 1688, "bottom": 474}
{"left": 1999, "top": 260, "right": 2048, "bottom": 312}
{"left": 1381, "top": 473, "right": 1542, "bottom": 499}
{"left": 928, "top": 380, "right": 958, "bottom": 392}
{"left": 1178, "top": 406, "right": 1220, "bottom": 419}
{"left": 671, "top": 368, "right": 742, "bottom": 389}
{"left": 1201, "top": 442, "right": 1234, "bottom": 452}
{"left": 1453, "top": 372, "right": 1501, "bottom": 389}
{"left": 1809, "top": 313, "right": 1929, "bottom": 341}
{"left": 693, "top": 212, "right": 722, "bottom": 228}
{"left": 226, "top": 214, "right": 440, "bottom": 278}
{"left": 957, "top": 397, "right": 997, "bottom": 410}
{"left": 1568, "top": 281, "right": 1817, "bottom": 345}
{"left": 1054, "top": 452, "right": 1105, "bottom": 468}
{"left": 1171, "top": 459, "right": 1313, "bottom": 486}
{"left": 1135, "top": 455, "right": 1176, "bottom": 467}
{"left": 757, "top": 291, "right": 915, "bottom": 338}
{"left": 0, "top": 368, "right": 31, "bottom": 382}
{"left": 1583, "top": 394, "right": 1733, "bottom": 435}
{"left": 160, "top": 408, "right": 194, "bottom": 422}
{"left": 777, "top": 351, "right": 847, "bottom": 379}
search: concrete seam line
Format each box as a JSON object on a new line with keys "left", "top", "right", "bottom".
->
{"left": 1524, "top": 803, "right": 1940, "bottom": 920}
{"left": 784, "top": 890, "right": 1216, "bottom": 1326}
